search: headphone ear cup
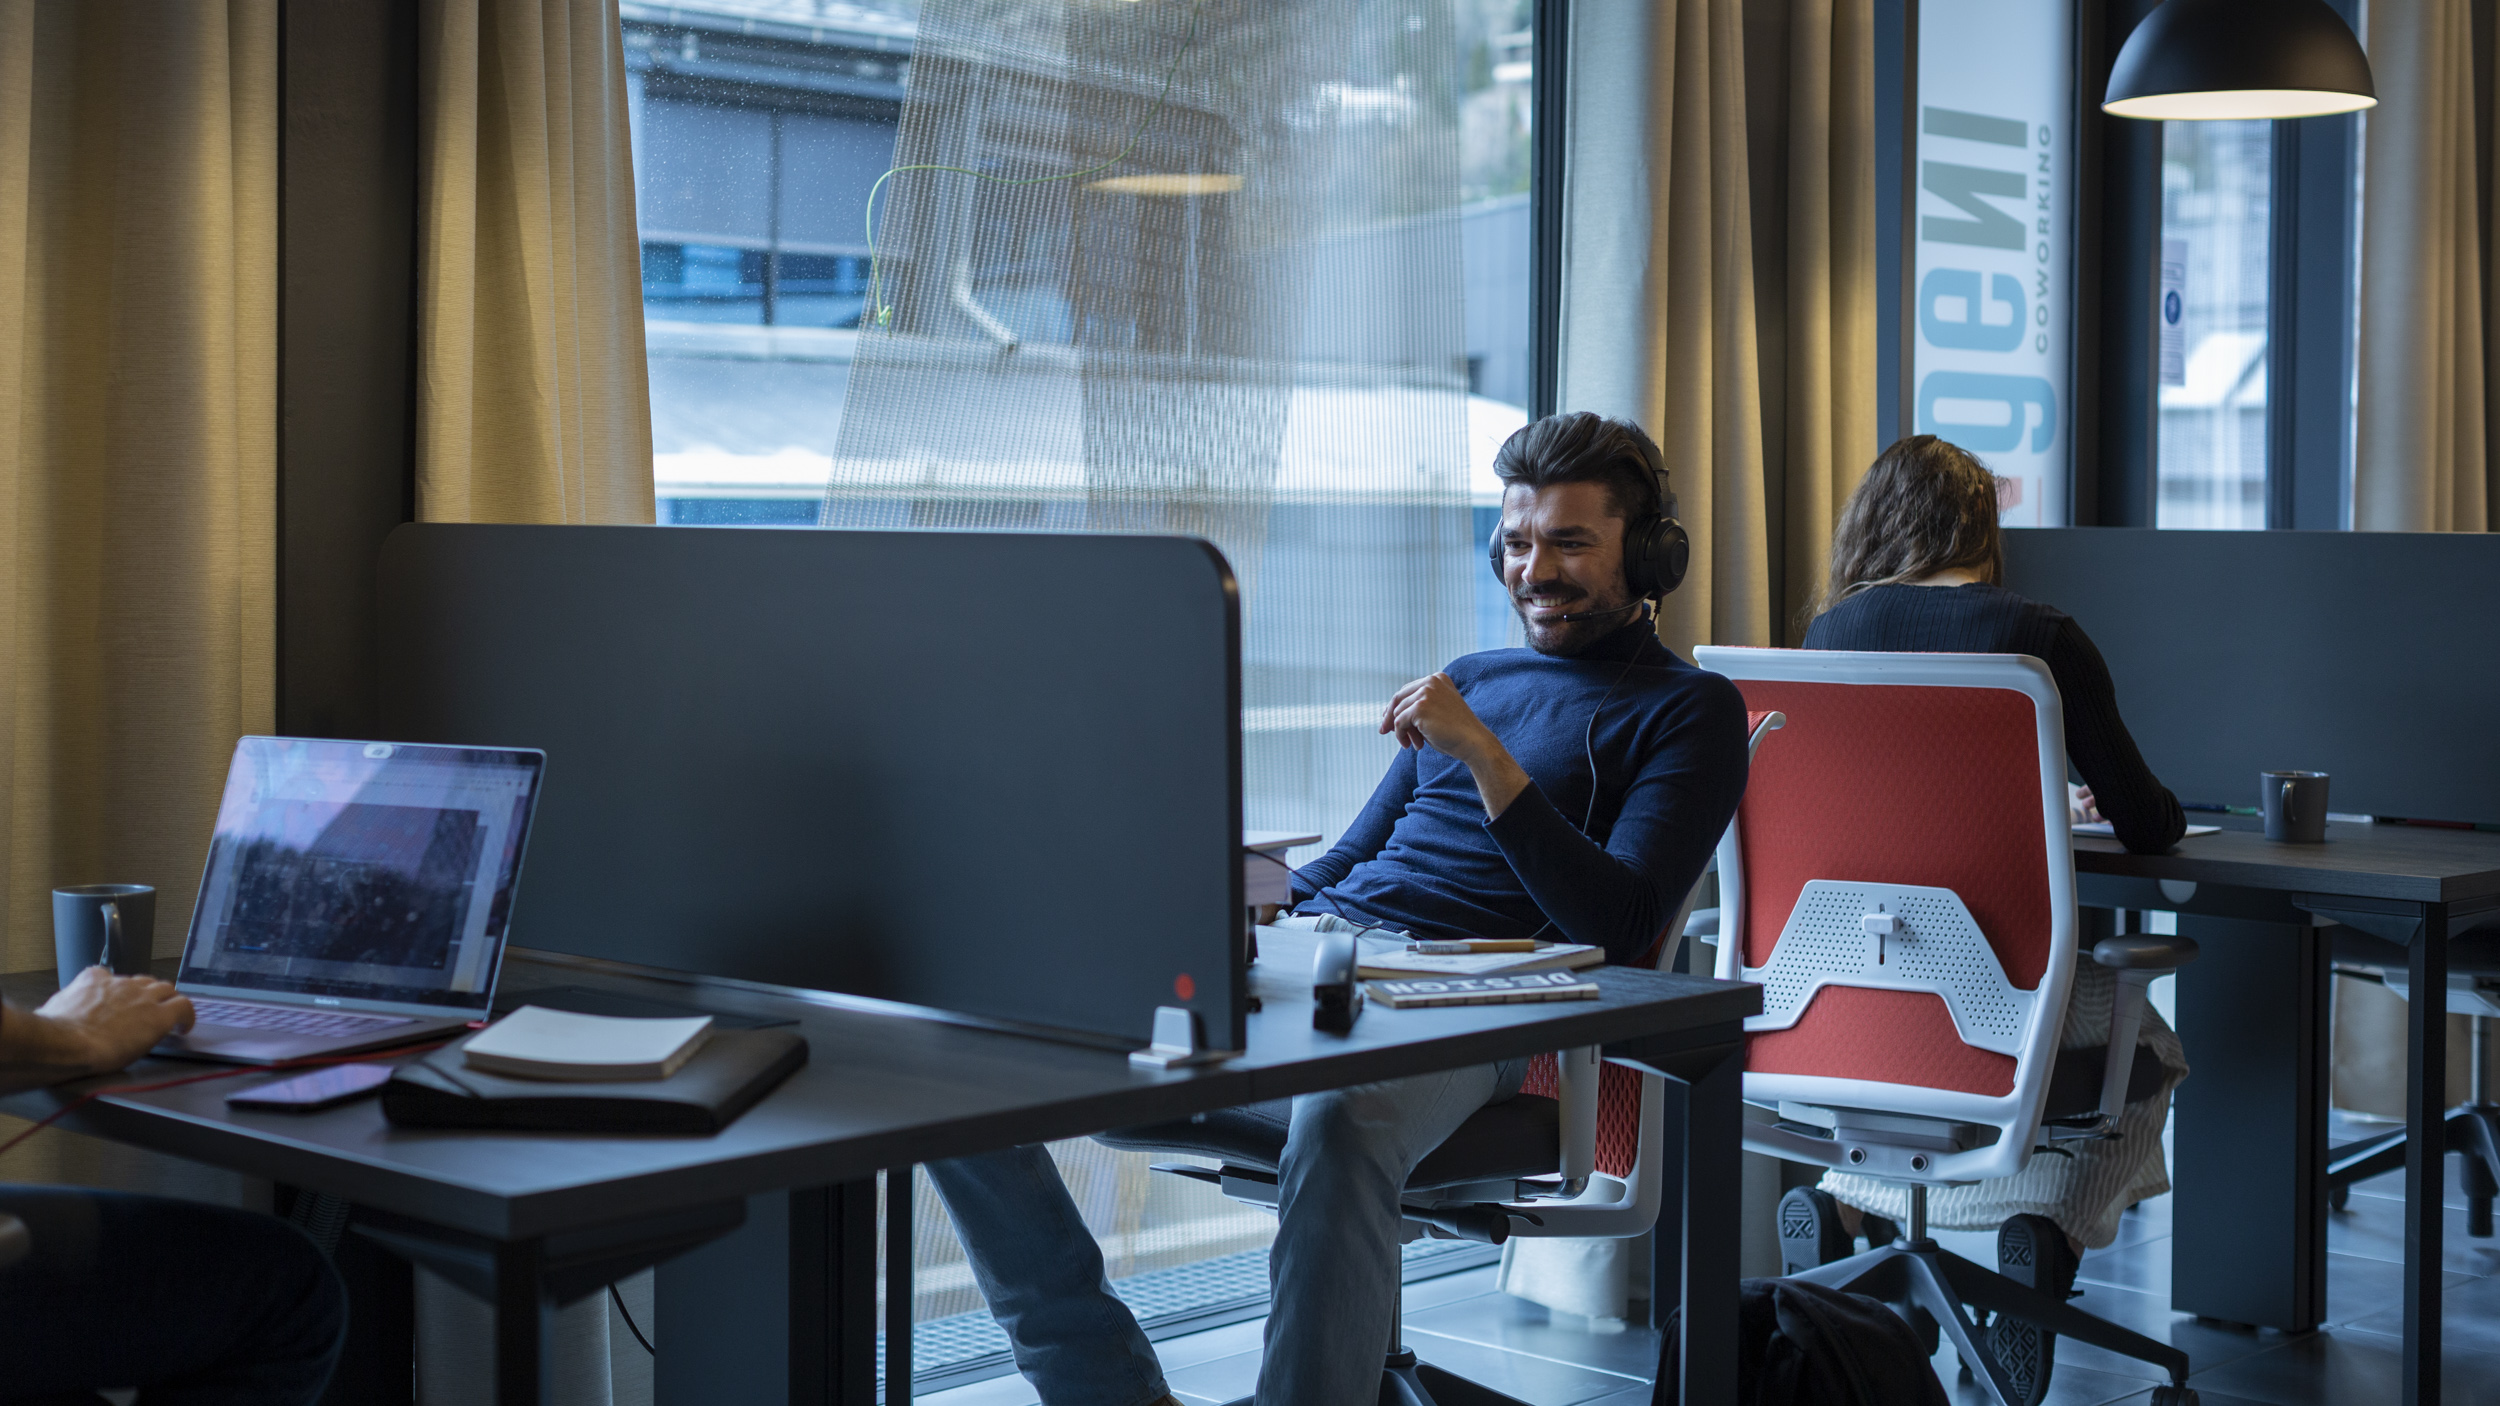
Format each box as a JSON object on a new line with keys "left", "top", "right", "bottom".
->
{"left": 1487, "top": 521, "right": 1502, "bottom": 581}
{"left": 1656, "top": 519, "right": 1690, "bottom": 596}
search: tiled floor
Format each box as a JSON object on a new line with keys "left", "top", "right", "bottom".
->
{"left": 920, "top": 1120, "right": 2500, "bottom": 1406}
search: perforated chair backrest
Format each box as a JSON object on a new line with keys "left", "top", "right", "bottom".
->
{"left": 1693, "top": 647, "right": 2079, "bottom": 1184}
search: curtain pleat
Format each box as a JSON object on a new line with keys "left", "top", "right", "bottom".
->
{"left": 1780, "top": 0, "right": 1877, "bottom": 633}
{"left": 0, "top": 0, "right": 273, "bottom": 1201}
{"left": 2355, "top": 0, "right": 2489, "bottom": 531}
{"left": 416, "top": 0, "right": 653, "bottom": 526}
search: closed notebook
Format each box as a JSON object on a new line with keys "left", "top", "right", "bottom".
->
{"left": 1366, "top": 971, "right": 1602, "bottom": 1008}
{"left": 463, "top": 1005, "right": 714, "bottom": 1082}
{"left": 383, "top": 1027, "right": 807, "bottom": 1135}
{"left": 1354, "top": 934, "right": 1603, "bottom": 979}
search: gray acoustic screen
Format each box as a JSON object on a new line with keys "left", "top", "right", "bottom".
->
{"left": 2001, "top": 528, "right": 2500, "bottom": 826}
{"left": 824, "top": 0, "right": 1478, "bottom": 862}
{"left": 378, "top": 523, "right": 1244, "bottom": 1049}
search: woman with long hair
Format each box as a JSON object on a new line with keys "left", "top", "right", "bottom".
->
{"left": 1781, "top": 434, "right": 2187, "bottom": 1406}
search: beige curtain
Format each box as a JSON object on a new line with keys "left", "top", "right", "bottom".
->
{"left": 0, "top": 0, "right": 275, "bottom": 975}
{"left": 1557, "top": 0, "right": 1876, "bottom": 657}
{"left": 417, "top": 0, "right": 654, "bottom": 526}
{"left": 0, "top": 0, "right": 274, "bottom": 1201}
{"left": 2353, "top": 0, "right": 2490, "bottom": 531}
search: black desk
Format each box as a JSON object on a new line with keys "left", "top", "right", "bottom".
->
{"left": 2074, "top": 821, "right": 2500, "bottom": 1406}
{"left": 0, "top": 930, "right": 1757, "bottom": 1406}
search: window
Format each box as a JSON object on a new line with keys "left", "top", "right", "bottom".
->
{"left": 2156, "top": 120, "right": 2272, "bottom": 529}
{"left": 625, "top": 0, "right": 1536, "bottom": 1388}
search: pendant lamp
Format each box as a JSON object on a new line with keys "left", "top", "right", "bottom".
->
{"left": 2103, "top": 0, "right": 2374, "bottom": 121}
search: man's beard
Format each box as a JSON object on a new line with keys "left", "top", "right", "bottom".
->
{"left": 1514, "top": 590, "right": 1644, "bottom": 657}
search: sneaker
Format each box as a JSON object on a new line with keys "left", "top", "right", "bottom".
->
{"left": 1776, "top": 1186, "right": 1853, "bottom": 1274}
{"left": 1984, "top": 1213, "right": 2079, "bottom": 1405}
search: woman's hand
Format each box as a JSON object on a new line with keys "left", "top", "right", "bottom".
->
{"left": 2068, "top": 783, "right": 2102, "bottom": 825}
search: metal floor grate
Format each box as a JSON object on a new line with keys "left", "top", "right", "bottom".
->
{"left": 879, "top": 1237, "right": 1499, "bottom": 1396}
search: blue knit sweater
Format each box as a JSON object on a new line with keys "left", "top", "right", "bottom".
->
{"left": 1289, "top": 617, "right": 1750, "bottom": 963}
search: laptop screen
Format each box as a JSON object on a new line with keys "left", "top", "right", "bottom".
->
{"left": 179, "top": 737, "right": 546, "bottom": 1013}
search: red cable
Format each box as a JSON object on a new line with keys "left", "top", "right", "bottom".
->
{"left": 0, "top": 1039, "right": 452, "bottom": 1162}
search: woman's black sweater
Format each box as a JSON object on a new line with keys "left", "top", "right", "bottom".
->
{"left": 1803, "top": 582, "right": 2186, "bottom": 854}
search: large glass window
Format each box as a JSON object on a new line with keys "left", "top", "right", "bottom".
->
{"left": 624, "top": 0, "right": 1535, "bottom": 1390}
{"left": 2155, "top": 120, "right": 2273, "bottom": 529}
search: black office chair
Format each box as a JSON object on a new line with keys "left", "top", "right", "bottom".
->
{"left": 2325, "top": 929, "right": 2500, "bottom": 1229}
{"left": 0, "top": 1211, "right": 28, "bottom": 1270}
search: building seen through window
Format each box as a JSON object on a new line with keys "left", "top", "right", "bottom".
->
{"left": 2155, "top": 119, "right": 2272, "bottom": 530}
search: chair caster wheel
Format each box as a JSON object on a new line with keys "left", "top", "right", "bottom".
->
{"left": 2328, "top": 1183, "right": 2350, "bottom": 1212}
{"left": 2149, "top": 1386, "right": 2198, "bottom": 1406}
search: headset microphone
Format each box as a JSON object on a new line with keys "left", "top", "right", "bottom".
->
{"left": 1555, "top": 599, "right": 1646, "bottom": 623}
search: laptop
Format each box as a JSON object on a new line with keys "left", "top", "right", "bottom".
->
{"left": 154, "top": 736, "right": 547, "bottom": 1065}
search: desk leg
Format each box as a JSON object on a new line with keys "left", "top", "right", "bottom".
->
{"left": 493, "top": 1241, "right": 552, "bottom": 1406}
{"left": 887, "top": 1169, "right": 913, "bottom": 1403}
{"left": 2169, "top": 913, "right": 2328, "bottom": 1331}
{"left": 321, "top": 1214, "right": 415, "bottom": 1406}
{"left": 1655, "top": 1041, "right": 1743, "bottom": 1406}
{"left": 2403, "top": 908, "right": 2450, "bottom": 1406}
{"left": 656, "top": 1184, "right": 878, "bottom": 1406}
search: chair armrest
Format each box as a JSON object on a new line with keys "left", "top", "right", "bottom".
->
{"left": 2085, "top": 933, "right": 2192, "bottom": 1124}
{"left": 2093, "top": 933, "right": 2200, "bottom": 970}
{"left": 0, "top": 1212, "right": 27, "bottom": 1270}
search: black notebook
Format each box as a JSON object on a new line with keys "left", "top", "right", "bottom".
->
{"left": 382, "top": 1026, "right": 807, "bottom": 1135}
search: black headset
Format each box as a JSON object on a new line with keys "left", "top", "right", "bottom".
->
{"left": 1486, "top": 451, "right": 1691, "bottom": 602}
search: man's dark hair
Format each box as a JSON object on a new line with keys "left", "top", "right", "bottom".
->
{"left": 1490, "top": 412, "right": 1667, "bottom": 523}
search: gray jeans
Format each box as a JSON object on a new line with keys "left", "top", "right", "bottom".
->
{"left": 927, "top": 916, "right": 1528, "bottom": 1405}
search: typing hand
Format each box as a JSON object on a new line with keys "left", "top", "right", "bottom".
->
{"left": 34, "top": 968, "right": 195, "bottom": 1075}
{"left": 1381, "top": 673, "right": 1498, "bottom": 763}
{"left": 2068, "top": 783, "right": 2102, "bottom": 825}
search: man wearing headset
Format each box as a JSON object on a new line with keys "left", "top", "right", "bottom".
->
{"left": 924, "top": 412, "right": 1750, "bottom": 1406}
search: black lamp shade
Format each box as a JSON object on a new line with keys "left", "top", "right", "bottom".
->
{"left": 2104, "top": 0, "right": 2375, "bottom": 120}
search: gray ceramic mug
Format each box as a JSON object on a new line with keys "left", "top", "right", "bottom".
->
{"left": 52, "top": 884, "right": 157, "bottom": 988}
{"left": 2262, "top": 772, "right": 2331, "bottom": 844}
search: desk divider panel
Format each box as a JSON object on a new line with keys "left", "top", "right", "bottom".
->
{"left": 2001, "top": 527, "right": 2500, "bottom": 827}
{"left": 378, "top": 524, "right": 1244, "bottom": 1050}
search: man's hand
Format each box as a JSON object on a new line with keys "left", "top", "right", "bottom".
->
{"left": 1382, "top": 674, "right": 1500, "bottom": 762}
{"left": 1382, "top": 674, "right": 1531, "bottom": 819}
{"left": 30, "top": 968, "right": 194, "bottom": 1076}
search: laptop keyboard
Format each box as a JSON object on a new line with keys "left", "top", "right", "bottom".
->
{"left": 190, "top": 999, "right": 414, "bottom": 1037}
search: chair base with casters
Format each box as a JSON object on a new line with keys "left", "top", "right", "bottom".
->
{"left": 1788, "top": 1182, "right": 2196, "bottom": 1406}
{"left": 2326, "top": 930, "right": 2500, "bottom": 1228}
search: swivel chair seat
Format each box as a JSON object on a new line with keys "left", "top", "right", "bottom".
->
{"left": 2325, "top": 928, "right": 2500, "bottom": 1227}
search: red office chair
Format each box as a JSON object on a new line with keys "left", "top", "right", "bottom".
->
{"left": 1098, "top": 713, "right": 1787, "bottom": 1405}
{"left": 1694, "top": 646, "right": 2199, "bottom": 1406}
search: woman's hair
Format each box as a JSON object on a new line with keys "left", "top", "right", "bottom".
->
{"left": 1815, "top": 435, "right": 2005, "bottom": 616}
